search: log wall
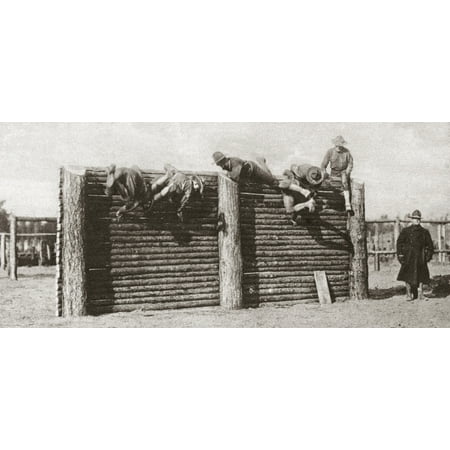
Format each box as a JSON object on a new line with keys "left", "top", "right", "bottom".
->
{"left": 57, "top": 167, "right": 362, "bottom": 316}
{"left": 81, "top": 168, "right": 220, "bottom": 314}
{"left": 239, "top": 179, "right": 352, "bottom": 305}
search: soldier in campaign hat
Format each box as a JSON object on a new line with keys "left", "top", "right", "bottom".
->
{"left": 321, "top": 135, "right": 354, "bottom": 215}
{"left": 150, "top": 164, "right": 204, "bottom": 222}
{"left": 212, "top": 152, "right": 278, "bottom": 186}
{"left": 279, "top": 163, "right": 325, "bottom": 225}
{"left": 105, "top": 164, "right": 153, "bottom": 219}
{"left": 396, "top": 209, "right": 434, "bottom": 301}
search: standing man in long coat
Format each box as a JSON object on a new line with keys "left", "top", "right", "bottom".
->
{"left": 396, "top": 210, "right": 434, "bottom": 300}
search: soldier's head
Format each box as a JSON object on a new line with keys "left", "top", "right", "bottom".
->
{"left": 332, "top": 135, "right": 347, "bottom": 150}
{"left": 105, "top": 164, "right": 117, "bottom": 196}
{"left": 409, "top": 209, "right": 422, "bottom": 225}
{"left": 213, "top": 152, "right": 228, "bottom": 169}
{"left": 190, "top": 175, "right": 204, "bottom": 197}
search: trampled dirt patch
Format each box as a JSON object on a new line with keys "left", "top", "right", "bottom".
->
{"left": 1, "top": 263, "right": 450, "bottom": 327}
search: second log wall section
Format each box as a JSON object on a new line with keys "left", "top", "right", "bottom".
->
{"left": 239, "top": 179, "right": 352, "bottom": 305}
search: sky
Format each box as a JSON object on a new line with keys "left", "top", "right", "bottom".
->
{"left": 0, "top": 122, "right": 448, "bottom": 220}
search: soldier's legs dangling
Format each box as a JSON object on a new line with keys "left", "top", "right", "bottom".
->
{"left": 282, "top": 194, "right": 298, "bottom": 225}
{"left": 341, "top": 173, "right": 354, "bottom": 215}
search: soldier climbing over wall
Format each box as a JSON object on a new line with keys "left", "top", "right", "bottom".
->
{"left": 212, "top": 152, "right": 278, "bottom": 186}
{"left": 149, "top": 164, "right": 204, "bottom": 222}
{"left": 105, "top": 164, "right": 153, "bottom": 219}
{"left": 279, "top": 164, "right": 325, "bottom": 225}
{"left": 321, "top": 135, "right": 354, "bottom": 215}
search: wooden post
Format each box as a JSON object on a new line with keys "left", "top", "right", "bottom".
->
{"left": 349, "top": 180, "right": 368, "bottom": 300}
{"left": 0, "top": 233, "right": 6, "bottom": 271}
{"left": 374, "top": 222, "right": 380, "bottom": 271}
{"left": 442, "top": 222, "right": 447, "bottom": 263}
{"left": 60, "top": 167, "right": 88, "bottom": 316}
{"left": 394, "top": 217, "right": 400, "bottom": 250}
{"left": 9, "top": 215, "right": 17, "bottom": 280}
{"left": 38, "top": 239, "right": 44, "bottom": 266}
{"left": 46, "top": 243, "right": 52, "bottom": 263}
{"left": 437, "top": 223, "right": 443, "bottom": 264}
{"left": 217, "top": 174, "right": 243, "bottom": 309}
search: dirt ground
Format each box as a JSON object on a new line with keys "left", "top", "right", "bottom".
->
{"left": 1, "top": 262, "right": 450, "bottom": 327}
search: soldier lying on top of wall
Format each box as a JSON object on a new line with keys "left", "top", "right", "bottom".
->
{"left": 212, "top": 152, "right": 278, "bottom": 187}
{"left": 150, "top": 164, "right": 204, "bottom": 222}
{"left": 279, "top": 164, "right": 325, "bottom": 225}
{"left": 105, "top": 164, "right": 153, "bottom": 219}
{"left": 321, "top": 135, "right": 354, "bottom": 215}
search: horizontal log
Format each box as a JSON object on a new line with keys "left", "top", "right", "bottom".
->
{"left": 243, "top": 272, "right": 349, "bottom": 281}
{"left": 241, "top": 243, "right": 351, "bottom": 252}
{"left": 240, "top": 219, "right": 348, "bottom": 227}
{"left": 242, "top": 249, "right": 350, "bottom": 257}
{"left": 90, "top": 230, "right": 218, "bottom": 238}
{"left": 89, "top": 279, "right": 219, "bottom": 292}
{"left": 89, "top": 292, "right": 220, "bottom": 305}
{"left": 240, "top": 235, "right": 350, "bottom": 242}
{"left": 89, "top": 240, "right": 218, "bottom": 248}
{"left": 108, "top": 248, "right": 218, "bottom": 256}
{"left": 243, "top": 269, "right": 348, "bottom": 277}
{"left": 243, "top": 263, "right": 349, "bottom": 272}
{"left": 88, "top": 286, "right": 220, "bottom": 300}
{"left": 87, "top": 251, "right": 218, "bottom": 261}
{"left": 108, "top": 263, "right": 220, "bottom": 275}
{"left": 88, "top": 269, "right": 219, "bottom": 282}
{"left": 241, "top": 225, "right": 348, "bottom": 234}
{"left": 246, "top": 295, "right": 349, "bottom": 305}
{"left": 87, "top": 235, "right": 218, "bottom": 244}
{"left": 87, "top": 210, "right": 219, "bottom": 221}
{"left": 91, "top": 257, "right": 219, "bottom": 269}
{"left": 87, "top": 299, "right": 220, "bottom": 314}
{"left": 96, "top": 223, "right": 218, "bottom": 232}
{"left": 243, "top": 279, "right": 349, "bottom": 288}
{"left": 243, "top": 286, "right": 349, "bottom": 296}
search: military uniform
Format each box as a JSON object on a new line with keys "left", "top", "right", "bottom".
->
{"left": 151, "top": 165, "right": 204, "bottom": 221}
{"left": 105, "top": 165, "right": 152, "bottom": 218}
{"left": 321, "top": 136, "right": 354, "bottom": 212}
{"left": 213, "top": 152, "right": 278, "bottom": 186}
{"left": 279, "top": 164, "right": 325, "bottom": 224}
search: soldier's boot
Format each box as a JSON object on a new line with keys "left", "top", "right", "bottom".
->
{"left": 343, "top": 190, "right": 354, "bottom": 216}
{"left": 411, "top": 284, "right": 419, "bottom": 300}
{"left": 405, "top": 283, "right": 413, "bottom": 301}
{"left": 418, "top": 283, "right": 428, "bottom": 301}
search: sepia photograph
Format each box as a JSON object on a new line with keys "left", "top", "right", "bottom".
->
{"left": 1, "top": 2, "right": 449, "bottom": 450}
{"left": 0, "top": 122, "right": 448, "bottom": 328}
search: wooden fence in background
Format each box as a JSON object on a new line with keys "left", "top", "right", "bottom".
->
{"left": 0, "top": 216, "right": 57, "bottom": 279}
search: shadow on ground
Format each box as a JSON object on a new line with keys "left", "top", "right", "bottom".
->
{"left": 370, "top": 274, "right": 450, "bottom": 300}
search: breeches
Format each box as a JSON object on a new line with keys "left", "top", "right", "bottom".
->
{"left": 242, "top": 161, "right": 278, "bottom": 186}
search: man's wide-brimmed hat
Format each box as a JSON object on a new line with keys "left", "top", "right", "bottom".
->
{"left": 190, "top": 175, "right": 205, "bottom": 196}
{"left": 291, "top": 164, "right": 325, "bottom": 186}
{"left": 332, "top": 135, "right": 347, "bottom": 146}
{"left": 409, "top": 210, "right": 422, "bottom": 220}
{"left": 212, "top": 151, "right": 227, "bottom": 165}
